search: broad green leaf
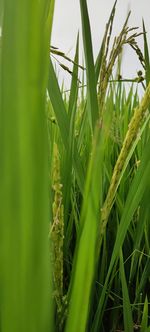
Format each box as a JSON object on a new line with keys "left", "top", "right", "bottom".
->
{"left": 80, "top": 0, "right": 99, "bottom": 131}
{"left": 65, "top": 114, "right": 109, "bottom": 332}
{"left": 120, "top": 251, "right": 134, "bottom": 332}
{"left": 141, "top": 296, "right": 148, "bottom": 332}
{"left": 0, "top": 0, "right": 3, "bottom": 27}
{"left": 63, "top": 37, "right": 79, "bottom": 223}
{"left": 68, "top": 34, "right": 79, "bottom": 117}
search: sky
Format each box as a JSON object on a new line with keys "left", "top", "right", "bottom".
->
{"left": 51, "top": 0, "right": 150, "bottom": 89}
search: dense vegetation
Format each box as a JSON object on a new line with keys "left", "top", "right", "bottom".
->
{"left": 0, "top": 1, "right": 150, "bottom": 331}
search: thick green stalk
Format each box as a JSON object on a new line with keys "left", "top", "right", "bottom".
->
{"left": 0, "top": 1, "right": 53, "bottom": 331}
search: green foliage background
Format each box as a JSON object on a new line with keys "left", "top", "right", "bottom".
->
{"left": 0, "top": 1, "right": 150, "bottom": 332}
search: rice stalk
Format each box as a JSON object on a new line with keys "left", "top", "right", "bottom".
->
{"left": 50, "top": 143, "right": 66, "bottom": 328}
{"left": 100, "top": 81, "right": 150, "bottom": 238}
{"left": 98, "top": 12, "right": 145, "bottom": 115}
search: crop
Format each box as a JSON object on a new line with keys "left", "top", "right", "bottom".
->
{"left": 0, "top": 1, "right": 150, "bottom": 332}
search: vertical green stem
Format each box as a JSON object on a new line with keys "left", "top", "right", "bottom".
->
{"left": 0, "top": 1, "right": 53, "bottom": 331}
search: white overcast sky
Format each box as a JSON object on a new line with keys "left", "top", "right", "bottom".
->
{"left": 51, "top": 0, "right": 150, "bottom": 88}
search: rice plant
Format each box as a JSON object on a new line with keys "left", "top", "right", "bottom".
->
{"left": 0, "top": 0, "right": 150, "bottom": 332}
